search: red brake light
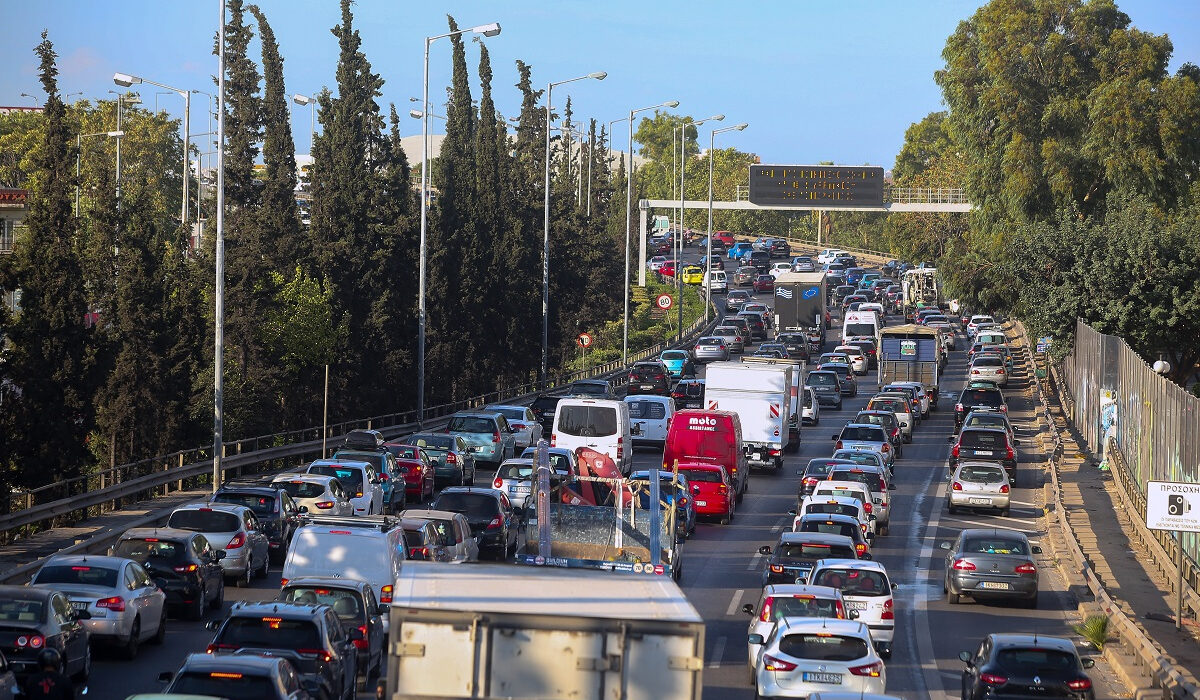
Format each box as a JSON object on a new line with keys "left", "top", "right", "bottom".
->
{"left": 492, "top": 431, "right": 501, "bottom": 443}
{"left": 981, "top": 673, "right": 1007, "bottom": 685}
{"left": 759, "top": 596, "right": 774, "bottom": 622}
{"left": 353, "top": 624, "right": 369, "bottom": 650}
{"left": 999, "top": 484, "right": 1010, "bottom": 493}
{"left": 849, "top": 660, "right": 883, "bottom": 677}
{"left": 803, "top": 477, "right": 818, "bottom": 486}
{"left": 1015, "top": 562, "right": 1037, "bottom": 574}
{"left": 225, "top": 533, "right": 246, "bottom": 549}
{"left": 15, "top": 634, "right": 45, "bottom": 649}
{"left": 952, "top": 445, "right": 960, "bottom": 458}
{"left": 380, "top": 584, "right": 393, "bottom": 604}
{"left": 206, "top": 642, "right": 238, "bottom": 654}
{"left": 881, "top": 598, "right": 894, "bottom": 620}
{"left": 952, "top": 481, "right": 963, "bottom": 491}
{"left": 174, "top": 564, "right": 199, "bottom": 574}
{"left": 298, "top": 649, "right": 333, "bottom": 663}
{"left": 762, "top": 654, "right": 797, "bottom": 672}
{"left": 96, "top": 596, "right": 126, "bottom": 612}
{"left": 855, "top": 542, "right": 867, "bottom": 556}
{"left": 486, "top": 516, "right": 503, "bottom": 530}
{"left": 1006, "top": 446, "right": 1015, "bottom": 460}
{"left": 1067, "top": 678, "right": 1092, "bottom": 691}
{"left": 863, "top": 502, "right": 872, "bottom": 513}
{"left": 835, "top": 440, "right": 843, "bottom": 450}
{"left": 955, "top": 403, "right": 963, "bottom": 411}
{"left": 493, "top": 477, "right": 503, "bottom": 489}
{"left": 314, "top": 501, "right": 334, "bottom": 509}
{"left": 952, "top": 559, "right": 976, "bottom": 571}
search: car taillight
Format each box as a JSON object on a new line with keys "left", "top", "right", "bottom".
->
{"left": 380, "top": 585, "right": 392, "bottom": 604}
{"left": 835, "top": 600, "right": 846, "bottom": 618}
{"left": 1000, "top": 405, "right": 1008, "bottom": 413}
{"left": 486, "top": 516, "right": 503, "bottom": 530}
{"left": 1006, "top": 446, "right": 1015, "bottom": 460}
{"left": 863, "top": 502, "right": 872, "bottom": 513}
{"left": 955, "top": 403, "right": 963, "bottom": 412}
{"left": 446, "top": 452, "right": 457, "bottom": 463}
{"left": 225, "top": 533, "right": 246, "bottom": 549}
{"left": 206, "top": 643, "right": 238, "bottom": 654}
{"left": 353, "top": 624, "right": 369, "bottom": 650}
{"left": 550, "top": 434, "right": 556, "bottom": 446}
{"left": 280, "top": 578, "right": 288, "bottom": 587}
{"left": 999, "top": 484, "right": 1010, "bottom": 493}
{"left": 835, "top": 440, "right": 843, "bottom": 450}
{"left": 952, "top": 559, "right": 976, "bottom": 571}
{"left": 881, "top": 598, "right": 894, "bottom": 620}
{"left": 96, "top": 595, "right": 126, "bottom": 612}
{"left": 298, "top": 649, "right": 333, "bottom": 663}
{"left": 803, "top": 477, "right": 818, "bottom": 487}
{"left": 762, "top": 654, "right": 797, "bottom": 672}
{"left": 952, "top": 445, "right": 960, "bottom": 458}
{"left": 174, "top": 564, "right": 199, "bottom": 574}
{"left": 355, "top": 491, "right": 364, "bottom": 498}
{"left": 1067, "top": 678, "right": 1092, "bottom": 691}
{"left": 15, "top": 634, "right": 45, "bottom": 649}
{"left": 1015, "top": 562, "right": 1037, "bottom": 574}
{"left": 855, "top": 542, "right": 867, "bottom": 556}
{"left": 952, "top": 481, "right": 963, "bottom": 491}
{"left": 971, "top": 369, "right": 980, "bottom": 375}
{"left": 881, "top": 443, "right": 890, "bottom": 453}
{"left": 769, "top": 564, "right": 784, "bottom": 573}
{"left": 314, "top": 501, "right": 334, "bottom": 509}
{"left": 759, "top": 597, "right": 774, "bottom": 622}
{"left": 718, "top": 484, "right": 728, "bottom": 494}
{"left": 511, "top": 423, "right": 525, "bottom": 430}
{"left": 493, "top": 477, "right": 503, "bottom": 489}
{"left": 981, "top": 672, "right": 1007, "bottom": 685}
{"left": 849, "top": 661, "right": 883, "bottom": 677}
{"left": 617, "top": 437, "right": 623, "bottom": 460}
{"left": 492, "top": 431, "right": 500, "bottom": 443}
{"left": 409, "top": 547, "right": 429, "bottom": 560}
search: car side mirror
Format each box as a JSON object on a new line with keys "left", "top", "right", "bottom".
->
{"left": 900, "top": 422, "right": 908, "bottom": 427}
{"left": 1081, "top": 658, "right": 1095, "bottom": 669}
{"left": 958, "top": 651, "right": 973, "bottom": 665}
{"left": 214, "top": 550, "right": 227, "bottom": 560}
{"left": 349, "top": 627, "right": 365, "bottom": 641}
{"left": 891, "top": 582, "right": 899, "bottom": 590}
{"left": 158, "top": 671, "right": 175, "bottom": 683}
{"left": 787, "top": 508, "right": 797, "bottom": 515}
{"left": 868, "top": 514, "right": 876, "bottom": 521}
{"left": 865, "top": 532, "right": 875, "bottom": 541}
{"left": 299, "top": 505, "right": 309, "bottom": 513}
{"left": 747, "top": 633, "right": 765, "bottom": 645}
{"left": 758, "top": 545, "right": 772, "bottom": 555}
{"left": 741, "top": 603, "right": 755, "bottom": 616}
{"left": 862, "top": 553, "right": 872, "bottom": 560}
{"left": 1031, "top": 545, "right": 1043, "bottom": 554}
{"left": 946, "top": 435, "right": 956, "bottom": 443}
{"left": 1012, "top": 439, "right": 1021, "bottom": 446}
{"left": 848, "top": 609, "right": 860, "bottom": 620}
{"left": 939, "top": 541, "right": 952, "bottom": 550}
{"left": 205, "top": 620, "right": 222, "bottom": 631}
{"left": 831, "top": 434, "right": 839, "bottom": 441}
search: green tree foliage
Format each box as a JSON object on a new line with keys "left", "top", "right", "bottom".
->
{"left": 893, "top": 111, "right": 953, "bottom": 181}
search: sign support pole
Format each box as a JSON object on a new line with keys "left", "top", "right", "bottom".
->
{"left": 1179, "top": 531, "right": 1185, "bottom": 630}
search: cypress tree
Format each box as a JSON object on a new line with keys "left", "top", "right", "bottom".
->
{"left": 0, "top": 32, "right": 94, "bottom": 492}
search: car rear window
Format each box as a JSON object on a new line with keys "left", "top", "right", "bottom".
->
{"left": 171, "top": 672, "right": 276, "bottom": 700}
{"left": 213, "top": 493, "right": 275, "bottom": 516}
{"left": 218, "top": 616, "right": 321, "bottom": 649}
{"left": 35, "top": 565, "right": 120, "bottom": 587}
{"left": 489, "top": 407, "right": 525, "bottom": 421}
{"left": 0, "top": 598, "right": 45, "bottom": 622}
{"left": 808, "top": 373, "right": 837, "bottom": 387}
{"left": 965, "top": 416, "right": 1007, "bottom": 431}
{"left": 389, "top": 445, "right": 421, "bottom": 460}
{"left": 960, "top": 430, "right": 1007, "bottom": 448}
{"left": 402, "top": 528, "right": 429, "bottom": 550}
{"left": 448, "top": 416, "right": 495, "bottom": 433}
{"left": 828, "top": 470, "right": 880, "bottom": 492}
{"left": 973, "top": 355, "right": 1004, "bottom": 367}
{"left": 308, "top": 465, "right": 364, "bottom": 489}
{"left": 840, "top": 426, "right": 886, "bottom": 442}
{"left": 963, "top": 537, "right": 1028, "bottom": 555}
{"left": 959, "top": 464, "right": 1006, "bottom": 482}
{"left": 275, "top": 480, "right": 328, "bottom": 498}
{"left": 556, "top": 405, "right": 618, "bottom": 437}
{"left": 777, "top": 542, "right": 855, "bottom": 559}
{"left": 680, "top": 468, "right": 723, "bottom": 484}
{"left": 432, "top": 493, "right": 499, "bottom": 519}
{"left": 497, "top": 463, "right": 536, "bottom": 480}
{"left": 168, "top": 509, "right": 240, "bottom": 532}
{"left": 626, "top": 400, "right": 667, "bottom": 420}
{"left": 662, "top": 351, "right": 687, "bottom": 360}
{"left": 697, "top": 337, "right": 723, "bottom": 346}
{"left": 804, "top": 460, "right": 843, "bottom": 477}
{"left": 779, "top": 633, "right": 868, "bottom": 661}
{"left": 281, "top": 586, "right": 363, "bottom": 620}
{"left": 805, "top": 503, "right": 858, "bottom": 518}
{"left": 797, "top": 520, "right": 859, "bottom": 539}
{"left": 812, "top": 568, "right": 889, "bottom": 596}
{"left": 996, "top": 648, "right": 1078, "bottom": 671}
{"left": 961, "top": 389, "right": 1003, "bottom": 407}
{"left": 112, "top": 538, "right": 186, "bottom": 563}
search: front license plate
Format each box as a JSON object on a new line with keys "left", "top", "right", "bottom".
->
{"left": 970, "top": 497, "right": 990, "bottom": 505}
{"left": 695, "top": 500, "right": 707, "bottom": 506}
{"left": 802, "top": 672, "right": 843, "bottom": 684}
{"left": 973, "top": 450, "right": 994, "bottom": 456}
{"left": 978, "top": 581, "right": 1011, "bottom": 590}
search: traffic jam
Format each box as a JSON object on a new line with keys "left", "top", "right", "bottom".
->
{"left": 0, "top": 236, "right": 1105, "bottom": 700}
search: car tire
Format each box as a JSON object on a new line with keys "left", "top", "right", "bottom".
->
{"left": 1024, "top": 593, "right": 1039, "bottom": 609}
{"left": 947, "top": 590, "right": 961, "bottom": 605}
{"left": 235, "top": 562, "right": 252, "bottom": 588}
{"left": 879, "top": 523, "right": 889, "bottom": 536}
{"left": 212, "top": 578, "right": 225, "bottom": 610}
{"left": 948, "top": 503, "right": 958, "bottom": 514}
{"left": 719, "top": 513, "right": 730, "bottom": 525}
{"left": 123, "top": 618, "right": 140, "bottom": 660}
{"left": 256, "top": 553, "right": 270, "bottom": 578}
{"left": 999, "top": 507, "right": 1010, "bottom": 517}
{"left": 878, "top": 643, "right": 892, "bottom": 660}
{"left": 188, "top": 588, "right": 207, "bottom": 620}
{"left": 72, "top": 643, "right": 91, "bottom": 683}
{"left": 151, "top": 610, "right": 167, "bottom": 645}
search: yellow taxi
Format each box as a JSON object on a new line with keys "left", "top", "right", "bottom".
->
{"left": 681, "top": 265, "right": 703, "bottom": 285}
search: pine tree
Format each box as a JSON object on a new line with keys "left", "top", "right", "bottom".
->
{"left": 0, "top": 32, "right": 95, "bottom": 493}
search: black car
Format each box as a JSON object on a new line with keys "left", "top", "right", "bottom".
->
{"left": 954, "top": 386, "right": 1008, "bottom": 428}
{"left": 950, "top": 426, "right": 1019, "bottom": 478}
{"left": 430, "top": 487, "right": 520, "bottom": 560}
{"left": 212, "top": 481, "right": 307, "bottom": 563}
{"left": 768, "top": 239, "right": 791, "bottom": 258}
{"left": 278, "top": 577, "right": 383, "bottom": 689}
{"left": 530, "top": 394, "right": 565, "bottom": 434}
{"left": 567, "top": 379, "right": 613, "bottom": 399}
{"left": 627, "top": 361, "right": 670, "bottom": 396}
{"left": 797, "top": 458, "right": 859, "bottom": 500}
{"left": 960, "top": 634, "right": 1095, "bottom": 700}
{"left": 849, "top": 338, "right": 878, "bottom": 369}
{"left": 0, "top": 586, "right": 91, "bottom": 685}
{"left": 110, "top": 527, "right": 226, "bottom": 620}
{"left": 758, "top": 532, "right": 860, "bottom": 586}
{"left": 747, "top": 250, "right": 771, "bottom": 272}
{"left": 833, "top": 284, "right": 856, "bottom": 305}
{"left": 206, "top": 600, "right": 359, "bottom": 700}
{"left": 671, "top": 378, "right": 705, "bottom": 410}
{"left": 775, "top": 332, "right": 810, "bottom": 362}
{"left": 737, "top": 311, "right": 768, "bottom": 340}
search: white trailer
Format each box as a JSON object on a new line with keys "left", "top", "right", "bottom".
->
{"left": 385, "top": 562, "right": 705, "bottom": 700}
{"left": 704, "top": 361, "right": 795, "bottom": 470}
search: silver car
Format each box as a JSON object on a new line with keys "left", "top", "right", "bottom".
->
{"left": 166, "top": 503, "right": 271, "bottom": 586}
{"left": 491, "top": 458, "right": 568, "bottom": 509}
{"left": 947, "top": 461, "right": 1012, "bottom": 514}
{"left": 30, "top": 554, "right": 166, "bottom": 658}
{"left": 693, "top": 336, "right": 731, "bottom": 363}
{"left": 396, "top": 509, "right": 479, "bottom": 563}
{"left": 484, "top": 404, "right": 544, "bottom": 452}
{"left": 712, "top": 326, "right": 745, "bottom": 353}
{"left": 943, "top": 529, "right": 1040, "bottom": 607}
{"left": 832, "top": 423, "right": 895, "bottom": 471}
{"left": 969, "top": 353, "right": 1008, "bottom": 387}
{"left": 272, "top": 472, "right": 354, "bottom": 516}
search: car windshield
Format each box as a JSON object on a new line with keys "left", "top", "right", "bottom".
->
{"left": 112, "top": 538, "right": 186, "bottom": 563}
{"left": 35, "top": 565, "right": 120, "bottom": 587}
{"left": 797, "top": 520, "right": 858, "bottom": 538}
{"left": 213, "top": 493, "right": 275, "bottom": 517}
{"left": 274, "top": 480, "right": 327, "bottom": 498}
{"left": 217, "top": 616, "right": 321, "bottom": 649}
{"left": 308, "top": 465, "right": 364, "bottom": 489}
{"left": 959, "top": 465, "right": 1006, "bottom": 483}
{"left": 626, "top": 400, "right": 667, "bottom": 420}
{"left": 168, "top": 510, "right": 240, "bottom": 532}
{"left": 808, "top": 373, "right": 837, "bottom": 387}
{"left": 281, "top": 586, "right": 363, "bottom": 620}
{"left": 996, "top": 648, "right": 1079, "bottom": 672}
{"left": 963, "top": 537, "right": 1028, "bottom": 555}
{"left": 448, "top": 417, "right": 495, "bottom": 434}
{"left": 844, "top": 323, "right": 876, "bottom": 337}
{"left": 432, "top": 493, "right": 498, "bottom": 519}
{"left": 171, "top": 672, "right": 276, "bottom": 700}
{"left": 777, "top": 543, "right": 854, "bottom": 559}
{"left": 779, "top": 633, "right": 869, "bottom": 661}
{"left": 840, "top": 426, "right": 885, "bottom": 442}
{"left": 0, "top": 598, "right": 45, "bottom": 623}
{"left": 556, "top": 405, "right": 618, "bottom": 437}
{"left": 812, "top": 568, "right": 889, "bottom": 597}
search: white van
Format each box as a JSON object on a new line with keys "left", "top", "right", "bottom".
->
{"left": 551, "top": 398, "right": 632, "bottom": 475}
{"left": 281, "top": 516, "right": 406, "bottom": 632}
{"left": 842, "top": 310, "right": 880, "bottom": 345}
{"left": 703, "top": 269, "right": 727, "bottom": 294}
{"left": 624, "top": 395, "right": 675, "bottom": 448}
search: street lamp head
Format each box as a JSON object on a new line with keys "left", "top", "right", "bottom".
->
{"left": 471, "top": 22, "right": 501, "bottom": 37}
{"left": 106, "top": 131, "right": 126, "bottom": 138}
{"left": 292, "top": 93, "right": 313, "bottom": 106}
{"left": 113, "top": 72, "right": 140, "bottom": 87}
{"left": 409, "top": 109, "right": 423, "bottom": 119}
{"left": 734, "top": 122, "right": 749, "bottom": 131}
{"left": 710, "top": 114, "right": 725, "bottom": 122}
{"left": 589, "top": 71, "right": 608, "bottom": 81}
{"left": 665, "top": 100, "right": 680, "bottom": 108}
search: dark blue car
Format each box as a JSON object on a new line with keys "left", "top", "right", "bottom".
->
{"left": 630, "top": 470, "right": 696, "bottom": 541}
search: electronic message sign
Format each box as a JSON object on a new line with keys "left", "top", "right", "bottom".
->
{"left": 748, "top": 165, "right": 885, "bottom": 208}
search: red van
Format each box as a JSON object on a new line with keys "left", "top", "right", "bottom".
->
{"left": 676, "top": 462, "right": 735, "bottom": 524}
{"left": 663, "top": 410, "right": 748, "bottom": 499}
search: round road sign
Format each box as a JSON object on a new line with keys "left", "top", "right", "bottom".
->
{"left": 577, "top": 332, "right": 593, "bottom": 348}
{"left": 655, "top": 293, "right": 674, "bottom": 310}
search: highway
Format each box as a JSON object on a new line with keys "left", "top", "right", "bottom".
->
{"left": 79, "top": 248, "right": 1124, "bottom": 700}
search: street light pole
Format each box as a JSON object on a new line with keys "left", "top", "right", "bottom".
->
{"left": 542, "top": 71, "right": 606, "bottom": 385}
{"left": 705, "top": 122, "right": 748, "bottom": 320}
{"left": 213, "top": 0, "right": 226, "bottom": 494}
{"left": 620, "top": 100, "right": 679, "bottom": 365}
{"left": 291, "top": 94, "right": 316, "bottom": 152}
{"left": 113, "top": 72, "right": 191, "bottom": 226}
{"left": 675, "top": 115, "right": 723, "bottom": 338}
{"left": 418, "top": 22, "right": 501, "bottom": 423}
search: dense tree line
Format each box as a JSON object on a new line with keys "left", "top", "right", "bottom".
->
{"left": 0, "top": 2, "right": 653, "bottom": 503}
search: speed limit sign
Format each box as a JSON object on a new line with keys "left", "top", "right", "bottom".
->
{"left": 576, "top": 332, "right": 593, "bottom": 348}
{"left": 655, "top": 294, "right": 674, "bottom": 310}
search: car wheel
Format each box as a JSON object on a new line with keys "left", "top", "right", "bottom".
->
{"left": 72, "top": 643, "right": 91, "bottom": 683}
{"left": 256, "top": 553, "right": 270, "bottom": 578}
{"left": 947, "top": 590, "right": 961, "bottom": 605}
{"left": 123, "top": 618, "right": 141, "bottom": 660}
{"left": 1024, "top": 592, "right": 1039, "bottom": 609}
{"left": 812, "top": 414, "right": 819, "bottom": 426}
{"left": 188, "top": 587, "right": 207, "bottom": 620}
{"left": 948, "top": 503, "right": 958, "bottom": 515}
{"left": 151, "top": 609, "right": 167, "bottom": 645}
{"left": 212, "top": 578, "right": 225, "bottom": 610}
{"left": 719, "top": 513, "right": 730, "bottom": 525}
{"left": 999, "top": 507, "right": 1010, "bottom": 517}
{"left": 879, "top": 523, "right": 889, "bottom": 536}
{"left": 235, "top": 562, "right": 252, "bottom": 588}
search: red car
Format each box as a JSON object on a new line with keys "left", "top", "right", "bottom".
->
{"left": 677, "top": 462, "right": 735, "bottom": 525}
{"left": 713, "top": 230, "right": 736, "bottom": 246}
{"left": 752, "top": 274, "right": 775, "bottom": 293}
{"left": 385, "top": 444, "right": 436, "bottom": 503}
{"left": 660, "top": 261, "right": 677, "bottom": 278}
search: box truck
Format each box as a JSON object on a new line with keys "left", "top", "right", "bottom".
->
{"left": 704, "top": 361, "right": 797, "bottom": 469}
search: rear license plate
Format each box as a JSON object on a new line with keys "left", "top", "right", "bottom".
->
{"left": 641, "top": 384, "right": 654, "bottom": 390}
{"left": 802, "top": 672, "right": 842, "bottom": 684}
{"left": 752, "top": 453, "right": 761, "bottom": 461}
{"left": 973, "top": 450, "right": 994, "bottom": 456}
{"left": 970, "top": 497, "right": 991, "bottom": 505}
{"left": 71, "top": 601, "right": 89, "bottom": 610}
{"left": 695, "top": 500, "right": 707, "bottom": 506}
{"left": 846, "top": 600, "right": 868, "bottom": 610}
{"left": 978, "top": 581, "right": 1011, "bottom": 590}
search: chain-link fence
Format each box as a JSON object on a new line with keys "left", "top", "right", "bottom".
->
{"left": 1056, "top": 318, "right": 1200, "bottom": 589}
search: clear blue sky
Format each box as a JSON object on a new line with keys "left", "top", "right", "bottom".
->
{"left": 4, "top": 0, "right": 1198, "bottom": 170}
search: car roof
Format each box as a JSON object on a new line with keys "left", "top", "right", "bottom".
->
{"left": 215, "top": 483, "right": 282, "bottom": 495}
{"left": 282, "top": 576, "right": 372, "bottom": 593}
{"left": 804, "top": 495, "right": 863, "bottom": 507}
{"left": 173, "top": 502, "right": 247, "bottom": 515}
{"left": 775, "top": 617, "right": 869, "bottom": 637}
{"left": 274, "top": 472, "right": 337, "bottom": 484}
{"left": 228, "top": 600, "right": 331, "bottom": 620}
{"left": 828, "top": 458, "right": 885, "bottom": 472}
{"left": 779, "top": 531, "right": 856, "bottom": 545}
{"left": 959, "top": 528, "right": 1030, "bottom": 540}
{"left": 986, "top": 633, "right": 1077, "bottom": 652}
{"left": 813, "top": 558, "right": 889, "bottom": 575}
{"left": 959, "top": 426, "right": 1008, "bottom": 435}
{"left": 451, "top": 410, "right": 503, "bottom": 419}
{"left": 797, "top": 513, "right": 859, "bottom": 525}
{"left": 43, "top": 554, "right": 129, "bottom": 568}
{"left": 436, "top": 486, "right": 505, "bottom": 498}
{"left": 818, "top": 479, "right": 872, "bottom": 491}
{"left": 397, "top": 509, "right": 468, "bottom": 521}
{"left": 175, "top": 650, "right": 292, "bottom": 674}
{"left": 484, "top": 404, "right": 525, "bottom": 411}
{"left": 842, "top": 422, "right": 885, "bottom": 432}
{"left": 310, "top": 459, "right": 372, "bottom": 469}
{"left": 120, "top": 527, "right": 201, "bottom": 541}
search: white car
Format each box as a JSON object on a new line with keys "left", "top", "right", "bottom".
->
{"left": 769, "top": 262, "right": 793, "bottom": 278}
{"left": 947, "top": 460, "right": 1012, "bottom": 515}
{"left": 742, "top": 584, "right": 849, "bottom": 675}
{"left": 966, "top": 314, "right": 994, "bottom": 338}
{"left": 817, "top": 248, "right": 849, "bottom": 265}
{"left": 30, "top": 554, "right": 167, "bottom": 659}
{"left": 809, "top": 559, "right": 897, "bottom": 658}
{"left": 306, "top": 459, "right": 384, "bottom": 516}
{"left": 484, "top": 404, "right": 544, "bottom": 452}
{"left": 885, "top": 381, "right": 931, "bottom": 417}
{"left": 272, "top": 472, "right": 354, "bottom": 516}
{"left": 834, "top": 345, "right": 868, "bottom": 375}
{"left": 801, "top": 386, "right": 820, "bottom": 426}
{"left": 750, "top": 617, "right": 886, "bottom": 698}
{"left": 648, "top": 255, "right": 668, "bottom": 272}
{"left": 969, "top": 354, "right": 1008, "bottom": 387}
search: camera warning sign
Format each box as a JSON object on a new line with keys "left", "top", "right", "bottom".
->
{"left": 1146, "top": 481, "right": 1200, "bottom": 533}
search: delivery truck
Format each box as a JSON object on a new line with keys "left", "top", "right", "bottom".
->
{"left": 704, "top": 361, "right": 797, "bottom": 469}
{"left": 901, "top": 267, "right": 943, "bottom": 321}
{"left": 773, "top": 271, "right": 828, "bottom": 351}
{"left": 384, "top": 562, "right": 705, "bottom": 700}
{"left": 878, "top": 324, "right": 940, "bottom": 408}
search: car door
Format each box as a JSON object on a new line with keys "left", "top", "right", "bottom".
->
{"left": 50, "top": 592, "right": 86, "bottom": 674}
{"left": 363, "top": 586, "right": 383, "bottom": 667}
{"left": 244, "top": 512, "right": 270, "bottom": 565}
{"left": 193, "top": 536, "right": 222, "bottom": 597}
{"left": 330, "top": 479, "right": 353, "bottom": 515}
{"left": 457, "top": 517, "right": 479, "bottom": 561}
{"left": 130, "top": 562, "right": 165, "bottom": 636}
{"left": 366, "top": 466, "right": 384, "bottom": 512}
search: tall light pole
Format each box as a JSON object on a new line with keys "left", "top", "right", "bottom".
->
{"left": 542, "top": 70, "right": 606, "bottom": 384}
{"left": 419, "top": 22, "right": 501, "bottom": 424}
{"left": 619, "top": 100, "right": 678, "bottom": 365}
{"left": 213, "top": 0, "right": 227, "bottom": 494}
{"left": 291, "top": 93, "right": 316, "bottom": 152}
{"left": 114, "top": 72, "right": 191, "bottom": 226}
{"left": 75, "top": 131, "right": 124, "bottom": 218}
{"left": 676, "top": 115, "right": 723, "bottom": 338}
{"left": 705, "top": 123, "right": 748, "bottom": 320}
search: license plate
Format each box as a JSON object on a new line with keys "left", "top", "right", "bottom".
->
{"left": 695, "top": 500, "right": 707, "bottom": 506}
{"left": 802, "top": 672, "right": 843, "bottom": 684}
{"left": 973, "top": 450, "right": 994, "bottom": 456}
{"left": 71, "top": 601, "right": 89, "bottom": 610}
{"left": 752, "top": 453, "right": 761, "bottom": 461}
{"left": 642, "top": 384, "right": 655, "bottom": 390}
{"left": 978, "top": 581, "right": 1011, "bottom": 590}
{"left": 970, "top": 497, "right": 990, "bottom": 505}
{"left": 846, "top": 600, "right": 868, "bottom": 610}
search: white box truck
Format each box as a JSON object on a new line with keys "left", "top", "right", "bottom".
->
{"left": 704, "top": 361, "right": 796, "bottom": 470}
{"left": 384, "top": 562, "right": 705, "bottom": 700}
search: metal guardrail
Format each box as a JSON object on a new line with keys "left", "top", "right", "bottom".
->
{"left": 1021, "top": 322, "right": 1200, "bottom": 698}
{"left": 2, "top": 296, "right": 717, "bottom": 543}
